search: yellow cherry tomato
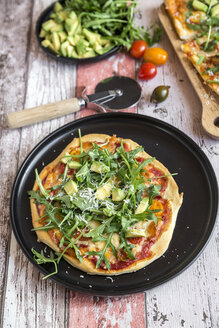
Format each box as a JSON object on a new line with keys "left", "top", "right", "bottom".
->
{"left": 143, "top": 47, "right": 168, "bottom": 66}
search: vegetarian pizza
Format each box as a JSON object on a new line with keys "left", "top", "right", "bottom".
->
{"left": 165, "top": 0, "right": 219, "bottom": 95}
{"left": 29, "top": 133, "right": 183, "bottom": 277}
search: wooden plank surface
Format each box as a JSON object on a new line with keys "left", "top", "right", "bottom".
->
{"left": 0, "top": 0, "right": 218, "bottom": 327}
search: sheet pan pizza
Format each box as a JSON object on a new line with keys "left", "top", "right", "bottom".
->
{"left": 165, "top": 0, "right": 219, "bottom": 95}
{"left": 29, "top": 133, "right": 183, "bottom": 277}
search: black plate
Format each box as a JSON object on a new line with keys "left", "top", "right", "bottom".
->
{"left": 10, "top": 113, "right": 218, "bottom": 296}
{"left": 36, "top": 1, "right": 120, "bottom": 65}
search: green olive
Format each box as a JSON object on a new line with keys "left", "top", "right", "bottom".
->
{"left": 150, "top": 85, "right": 170, "bottom": 103}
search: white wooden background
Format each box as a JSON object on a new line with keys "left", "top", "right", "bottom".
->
{"left": 0, "top": 0, "right": 218, "bottom": 327}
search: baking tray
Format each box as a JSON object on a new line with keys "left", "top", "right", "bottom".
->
{"left": 10, "top": 113, "right": 218, "bottom": 295}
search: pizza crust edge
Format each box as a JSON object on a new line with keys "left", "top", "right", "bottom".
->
{"left": 31, "top": 134, "right": 183, "bottom": 275}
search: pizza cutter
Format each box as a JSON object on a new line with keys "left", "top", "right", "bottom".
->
{"left": 7, "top": 76, "right": 141, "bottom": 129}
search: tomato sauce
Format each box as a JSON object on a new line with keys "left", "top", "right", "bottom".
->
{"left": 127, "top": 237, "right": 143, "bottom": 244}
{"left": 48, "top": 229, "right": 60, "bottom": 246}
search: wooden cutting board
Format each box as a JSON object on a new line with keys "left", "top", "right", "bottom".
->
{"left": 158, "top": 3, "right": 219, "bottom": 139}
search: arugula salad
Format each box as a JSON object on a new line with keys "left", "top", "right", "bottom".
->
{"left": 39, "top": 0, "right": 162, "bottom": 59}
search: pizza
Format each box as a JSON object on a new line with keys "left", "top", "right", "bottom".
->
{"left": 29, "top": 133, "right": 183, "bottom": 276}
{"left": 182, "top": 38, "right": 219, "bottom": 94}
{"left": 165, "top": 0, "right": 219, "bottom": 95}
{"left": 164, "top": 0, "right": 206, "bottom": 40}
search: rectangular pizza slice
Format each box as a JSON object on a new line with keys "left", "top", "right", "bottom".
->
{"left": 182, "top": 38, "right": 219, "bottom": 94}
{"left": 165, "top": 0, "right": 208, "bottom": 40}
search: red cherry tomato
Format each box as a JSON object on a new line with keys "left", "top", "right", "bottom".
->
{"left": 138, "top": 62, "right": 157, "bottom": 80}
{"left": 143, "top": 47, "right": 168, "bottom": 66}
{"left": 130, "top": 40, "right": 148, "bottom": 58}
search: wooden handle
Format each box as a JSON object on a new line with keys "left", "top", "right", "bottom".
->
{"left": 201, "top": 102, "right": 219, "bottom": 139}
{"left": 7, "top": 98, "right": 81, "bottom": 128}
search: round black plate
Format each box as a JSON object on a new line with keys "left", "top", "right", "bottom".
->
{"left": 36, "top": 1, "right": 120, "bottom": 65}
{"left": 10, "top": 113, "right": 218, "bottom": 296}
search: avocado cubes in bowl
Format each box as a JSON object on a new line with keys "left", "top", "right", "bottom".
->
{"left": 37, "top": 1, "right": 117, "bottom": 62}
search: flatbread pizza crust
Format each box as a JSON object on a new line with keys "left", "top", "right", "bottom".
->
{"left": 31, "top": 134, "right": 183, "bottom": 275}
{"left": 164, "top": 0, "right": 219, "bottom": 96}
{"left": 165, "top": 0, "right": 197, "bottom": 40}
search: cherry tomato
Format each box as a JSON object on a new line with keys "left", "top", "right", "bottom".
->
{"left": 138, "top": 62, "right": 157, "bottom": 80}
{"left": 143, "top": 47, "right": 168, "bottom": 66}
{"left": 130, "top": 40, "right": 148, "bottom": 58}
{"left": 150, "top": 85, "right": 170, "bottom": 103}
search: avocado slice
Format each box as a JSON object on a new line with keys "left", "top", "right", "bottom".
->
{"left": 58, "top": 31, "right": 67, "bottom": 43}
{"left": 66, "top": 45, "right": 74, "bottom": 57}
{"left": 71, "top": 49, "right": 79, "bottom": 58}
{"left": 135, "top": 197, "right": 149, "bottom": 214}
{"left": 60, "top": 41, "right": 70, "bottom": 57}
{"left": 83, "top": 28, "right": 102, "bottom": 45}
{"left": 90, "top": 161, "right": 110, "bottom": 174}
{"left": 79, "top": 50, "right": 96, "bottom": 58}
{"left": 50, "top": 13, "right": 56, "bottom": 19}
{"left": 67, "top": 36, "right": 75, "bottom": 46}
{"left": 56, "top": 10, "right": 68, "bottom": 23}
{"left": 112, "top": 188, "right": 126, "bottom": 201}
{"left": 125, "top": 228, "right": 146, "bottom": 238}
{"left": 45, "top": 34, "right": 52, "bottom": 41}
{"left": 192, "top": 0, "right": 208, "bottom": 12}
{"left": 204, "top": 0, "right": 217, "bottom": 5}
{"left": 39, "top": 28, "right": 47, "bottom": 38}
{"left": 68, "top": 11, "right": 77, "bottom": 21}
{"left": 42, "top": 19, "right": 57, "bottom": 32}
{"left": 211, "top": 3, "right": 219, "bottom": 17}
{"left": 50, "top": 23, "right": 64, "bottom": 33}
{"left": 64, "top": 180, "right": 78, "bottom": 195}
{"left": 41, "top": 39, "right": 57, "bottom": 53}
{"left": 51, "top": 32, "right": 60, "bottom": 51}
{"left": 95, "top": 182, "right": 112, "bottom": 200}
{"left": 76, "top": 40, "right": 87, "bottom": 55}
{"left": 60, "top": 152, "right": 71, "bottom": 164}
{"left": 96, "top": 44, "right": 114, "bottom": 55}
{"left": 54, "top": 2, "right": 63, "bottom": 13}
{"left": 69, "top": 160, "right": 82, "bottom": 169}
{"left": 65, "top": 18, "right": 78, "bottom": 36}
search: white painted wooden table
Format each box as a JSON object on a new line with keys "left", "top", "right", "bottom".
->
{"left": 0, "top": 1, "right": 218, "bottom": 327}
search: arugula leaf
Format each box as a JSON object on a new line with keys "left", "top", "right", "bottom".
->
{"left": 85, "top": 232, "right": 114, "bottom": 270}
{"left": 207, "top": 80, "right": 219, "bottom": 83}
{"left": 35, "top": 169, "right": 50, "bottom": 199}
{"left": 131, "top": 158, "right": 155, "bottom": 182}
{"left": 28, "top": 190, "right": 51, "bottom": 207}
{"left": 196, "top": 55, "right": 205, "bottom": 65}
{"left": 76, "top": 162, "right": 89, "bottom": 182}
{"left": 72, "top": 244, "right": 83, "bottom": 263}
{"left": 144, "top": 24, "right": 162, "bottom": 46}
{"left": 148, "top": 184, "right": 162, "bottom": 205}
{"left": 85, "top": 217, "right": 113, "bottom": 238}
{"left": 55, "top": 195, "right": 72, "bottom": 208}
{"left": 119, "top": 233, "right": 135, "bottom": 260}
{"left": 202, "top": 66, "right": 219, "bottom": 75}
{"left": 136, "top": 183, "right": 147, "bottom": 202}
{"left": 186, "top": 1, "right": 193, "bottom": 10}
{"left": 145, "top": 212, "right": 159, "bottom": 225}
{"left": 204, "top": 39, "right": 217, "bottom": 52}
{"left": 31, "top": 248, "right": 58, "bottom": 280}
